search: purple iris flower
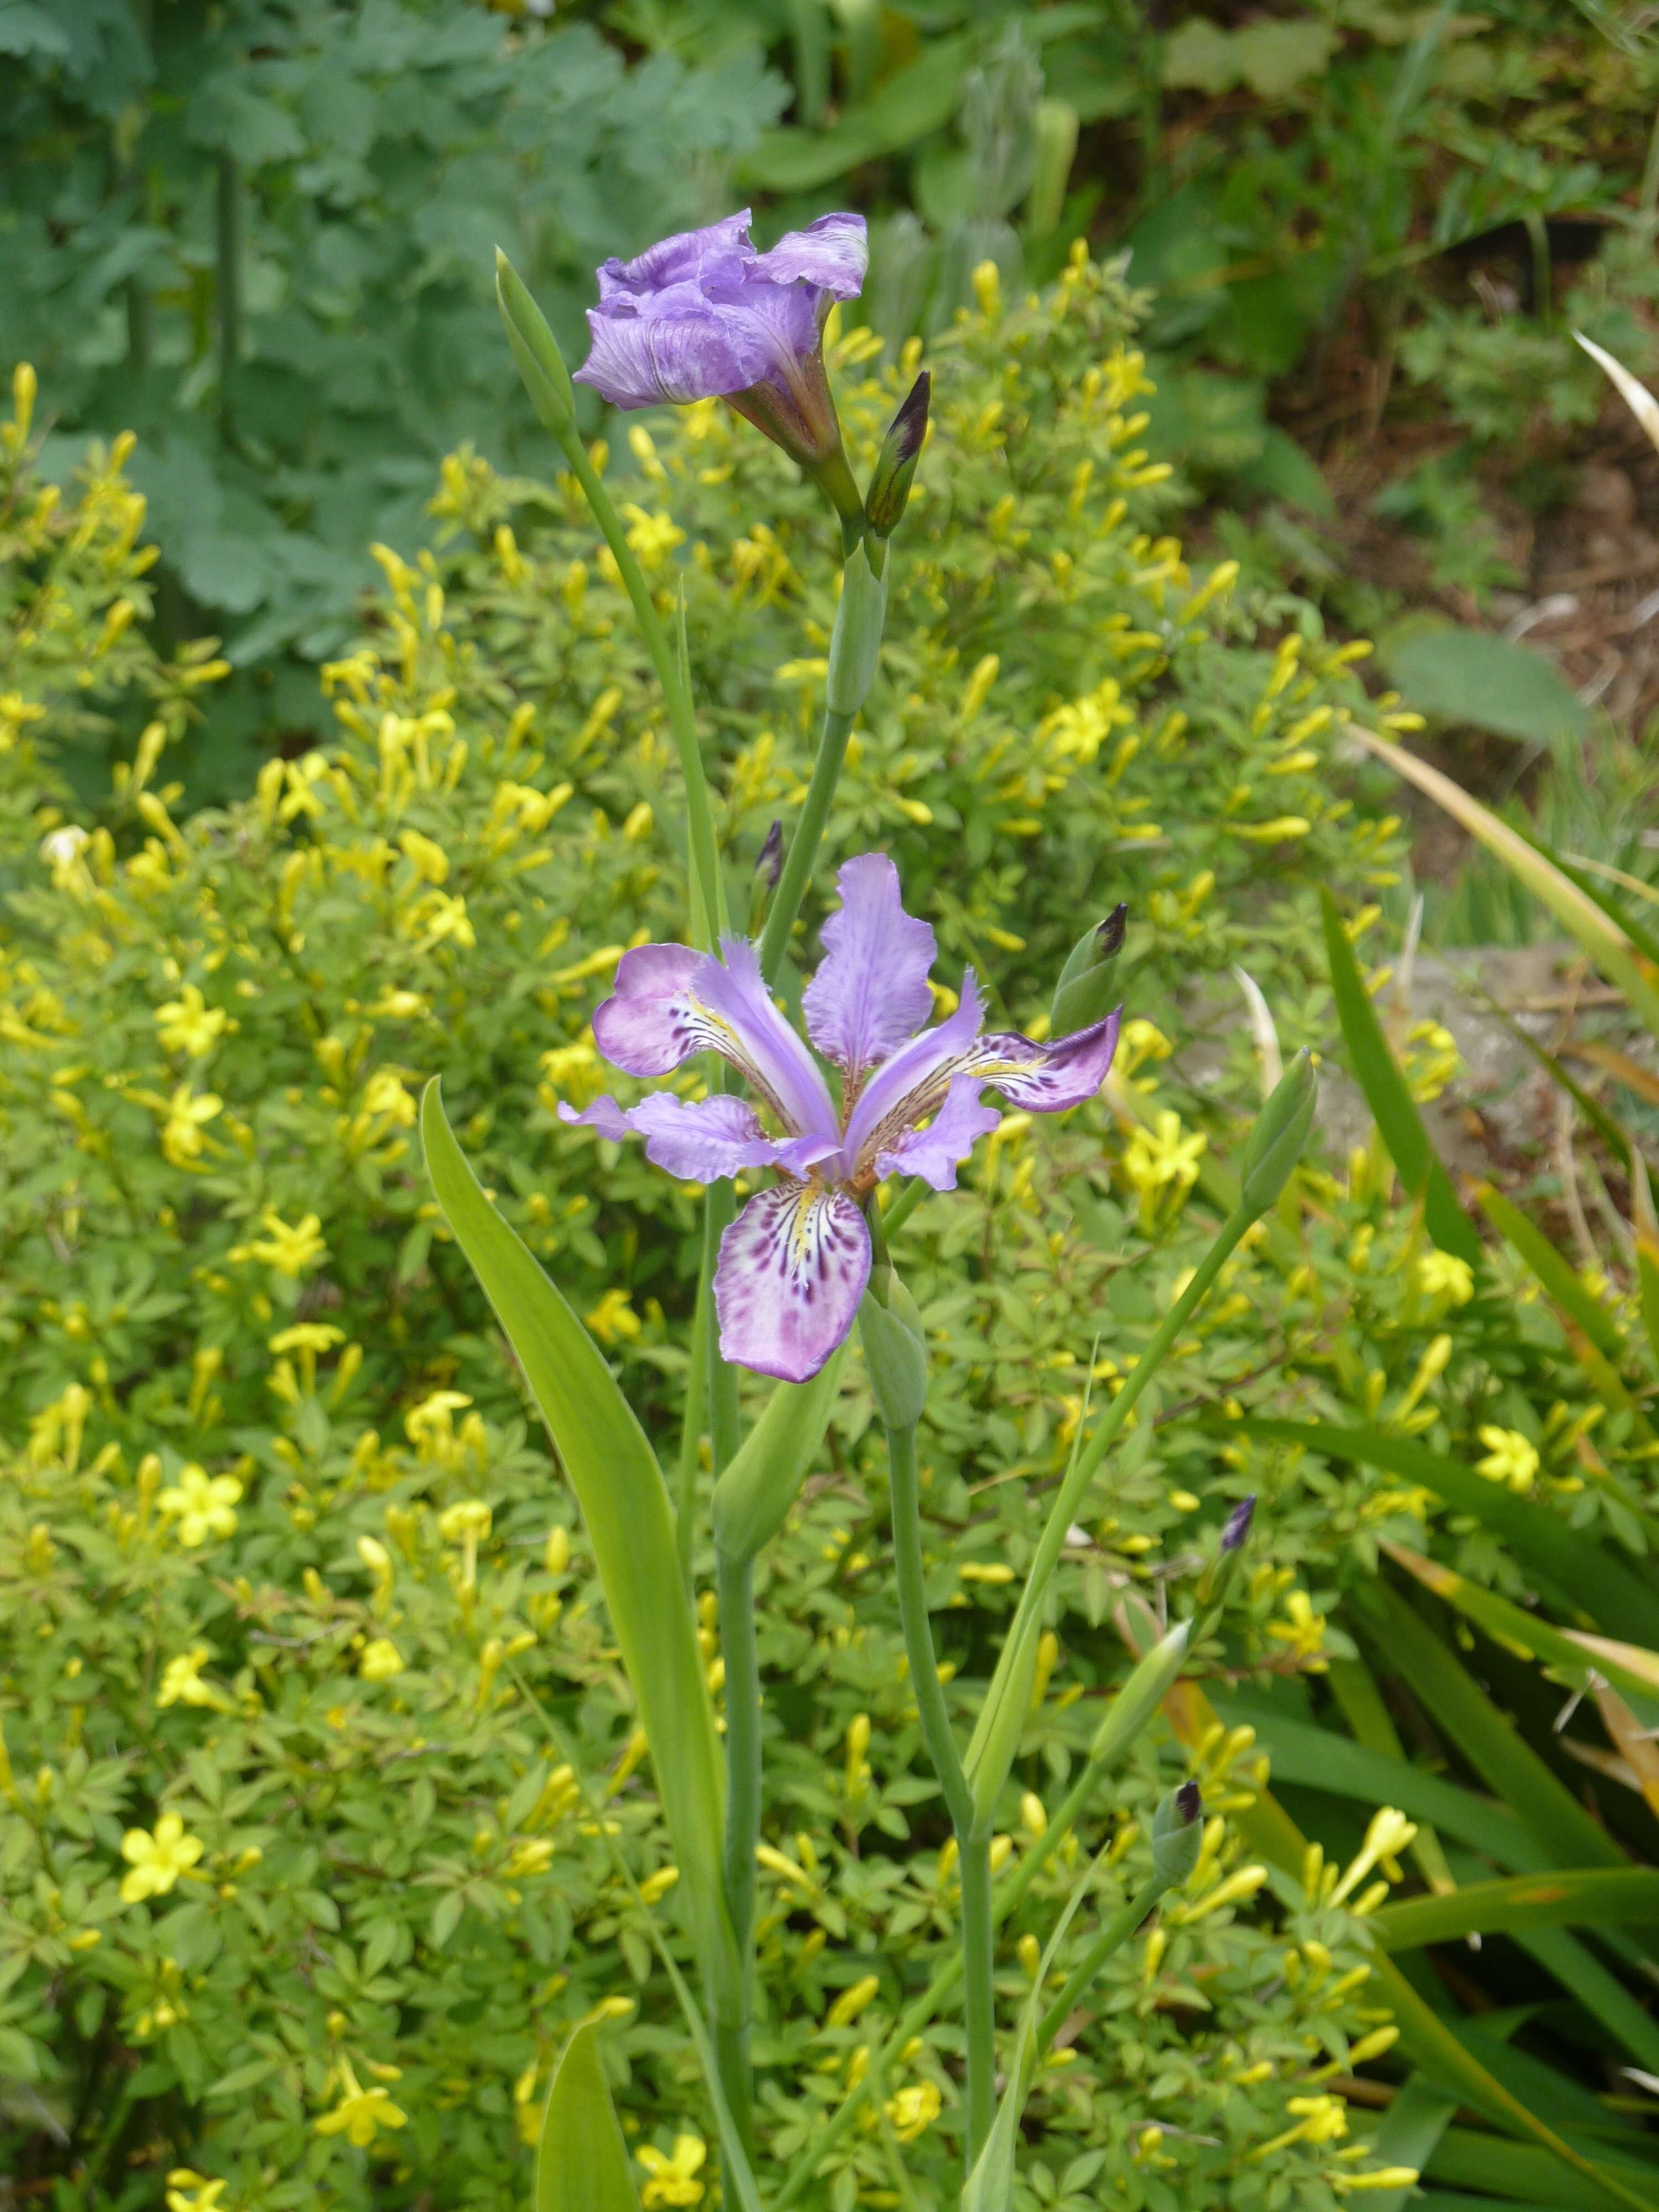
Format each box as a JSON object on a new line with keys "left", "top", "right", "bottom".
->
{"left": 573, "top": 208, "right": 867, "bottom": 472}
{"left": 558, "top": 855, "right": 1120, "bottom": 1384}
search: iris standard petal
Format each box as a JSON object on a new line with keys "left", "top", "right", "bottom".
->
{"left": 559, "top": 1093, "right": 790, "bottom": 1183}
{"left": 714, "top": 1181, "right": 872, "bottom": 1383}
{"left": 873, "top": 1074, "right": 1001, "bottom": 1191}
{"left": 594, "top": 211, "right": 757, "bottom": 303}
{"left": 842, "top": 970, "right": 987, "bottom": 1173}
{"left": 749, "top": 212, "right": 869, "bottom": 300}
{"left": 802, "top": 852, "right": 937, "bottom": 1084}
{"left": 588, "top": 940, "right": 841, "bottom": 1145}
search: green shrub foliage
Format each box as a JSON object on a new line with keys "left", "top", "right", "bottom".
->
{"left": 1, "top": 261, "right": 1597, "bottom": 2208}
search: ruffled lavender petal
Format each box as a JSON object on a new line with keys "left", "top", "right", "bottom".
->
{"left": 587, "top": 939, "right": 841, "bottom": 1147}
{"left": 750, "top": 212, "right": 868, "bottom": 300}
{"left": 842, "top": 971, "right": 987, "bottom": 1173}
{"left": 803, "top": 853, "right": 937, "bottom": 1083}
{"left": 559, "top": 1092, "right": 790, "bottom": 1183}
{"left": 706, "top": 281, "right": 824, "bottom": 390}
{"left": 874, "top": 1074, "right": 1000, "bottom": 1191}
{"left": 714, "top": 1181, "right": 871, "bottom": 1383}
{"left": 595, "top": 211, "right": 756, "bottom": 304}
{"left": 574, "top": 297, "right": 773, "bottom": 409}
{"left": 972, "top": 1011, "right": 1120, "bottom": 1112}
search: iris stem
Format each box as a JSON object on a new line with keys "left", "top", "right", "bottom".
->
{"left": 675, "top": 1257, "right": 712, "bottom": 1594}
{"left": 1036, "top": 1874, "right": 1164, "bottom": 2054}
{"left": 879, "top": 1175, "right": 927, "bottom": 1241}
{"left": 772, "top": 1624, "right": 1188, "bottom": 2206}
{"left": 547, "top": 429, "right": 727, "bottom": 949}
{"left": 978, "top": 1202, "right": 1254, "bottom": 1753}
{"left": 885, "top": 1420, "right": 995, "bottom": 2172}
{"left": 716, "top": 1546, "right": 760, "bottom": 2079}
{"left": 759, "top": 705, "right": 854, "bottom": 987}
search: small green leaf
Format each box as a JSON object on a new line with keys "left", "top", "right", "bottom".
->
{"left": 1320, "top": 890, "right": 1479, "bottom": 1261}
{"left": 1382, "top": 625, "right": 1589, "bottom": 747}
{"left": 1360, "top": 2076, "right": 1457, "bottom": 2212}
{"left": 711, "top": 1348, "right": 846, "bottom": 1565}
{"left": 1374, "top": 1869, "right": 1659, "bottom": 1952}
{"left": 536, "top": 2018, "right": 640, "bottom": 2212}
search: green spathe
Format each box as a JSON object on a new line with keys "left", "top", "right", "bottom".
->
{"left": 826, "top": 540, "right": 887, "bottom": 717}
{"left": 1239, "top": 1046, "right": 1317, "bottom": 1215}
{"left": 712, "top": 1348, "right": 847, "bottom": 1564}
{"left": 859, "top": 1270, "right": 928, "bottom": 1431}
{"left": 1049, "top": 904, "right": 1128, "bottom": 1036}
{"left": 496, "top": 248, "right": 576, "bottom": 439}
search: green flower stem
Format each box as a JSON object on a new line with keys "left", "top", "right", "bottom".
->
{"left": 885, "top": 1420, "right": 996, "bottom": 2169}
{"left": 675, "top": 1259, "right": 712, "bottom": 1592}
{"left": 759, "top": 706, "right": 854, "bottom": 987}
{"left": 773, "top": 1642, "right": 1187, "bottom": 2207}
{"left": 716, "top": 1544, "right": 760, "bottom": 2063}
{"left": 1036, "top": 1873, "right": 1164, "bottom": 2053}
{"left": 878, "top": 1175, "right": 927, "bottom": 1241}
{"left": 549, "top": 429, "right": 726, "bottom": 948}
{"left": 980, "top": 1202, "right": 1254, "bottom": 1741}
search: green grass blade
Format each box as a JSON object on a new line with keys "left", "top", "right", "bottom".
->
{"left": 1351, "top": 1582, "right": 1625, "bottom": 1872}
{"left": 1225, "top": 1419, "right": 1659, "bottom": 1644}
{"left": 1364, "top": 2075, "right": 1459, "bottom": 2212}
{"left": 1321, "top": 888, "right": 1480, "bottom": 1262}
{"left": 1381, "top": 1543, "right": 1659, "bottom": 1714}
{"left": 1373, "top": 1870, "right": 1659, "bottom": 1950}
{"left": 1479, "top": 1187, "right": 1632, "bottom": 1370}
{"left": 1426, "top": 2122, "right": 1659, "bottom": 2210}
{"left": 536, "top": 2018, "right": 640, "bottom": 2212}
{"left": 1329, "top": 1655, "right": 1460, "bottom": 1894}
{"left": 420, "top": 1081, "right": 739, "bottom": 2016}
{"left": 1349, "top": 727, "right": 1659, "bottom": 1044}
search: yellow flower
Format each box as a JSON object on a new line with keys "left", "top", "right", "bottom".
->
{"left": 166, "top": 2171, "right": 231, "bottom": 2212}
{"left": 315, "top": 2060, "right": 408, "bottom": 2148}
{"left": 229, "top": 1207, "right": 328, "bottom": 1276}
{"left": 621, "top": 506, "right": 687, "bottom": 571}
{"left": 1476, "top": 1426, "right": 1538, "bottom": 1494}
{"left": 359, "top": 1639, "right": 405, "bottom": 1682}
{"left": 157, "top": 1646, "right": 220, "bottom": 1708}
{"left": 586, "top": 1287, "right": 641, "bottom": 1345}
{"left": 885, "top": 2079, "right": 942, "bottom": 2142}
{"left": 1266, "top": 1589, "right": 1326, "bottom": 1663}
{"left": 268, "top": 1322, "right": 345, "bottom": 1357}
{"left": 1121, "top": 1109, "right": 1206, "bottom": 1227}
{"left": 155, "top": 985, "right": 227, "bottom": 1059}
{"left": 156, "top": 1464, "right": 243, "bottom": 1547}
{"left": 121, "top": 1811, "right": 205, "bottom": 1902}
{"left": 361, "top": 1069, "right": 416, "bottom": 1126}
{"left": 638, "top": 2135, "right": 706, "bottom": 2207}
{"left": 159, "top": 1084, "right": 223, "bottom": 1168}
{"left": 1417, "top": 1249, "right": 1474, "bottom": 1306}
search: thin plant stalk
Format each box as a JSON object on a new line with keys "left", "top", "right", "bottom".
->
{"left": 884, "top": 1419, "right": 994, "bottom": 2168}
{"left": 980, "top": 1203, "right": 1254, "bottom": 1732}
{"left": 716, "top": 1545, "right": 761, "bottom": 2007}
{"left": 759, "top": 706, "right": 855, "bottom": 987}
{"left": 1036, "top": 1874, "right": 1162, "bottom": 2051}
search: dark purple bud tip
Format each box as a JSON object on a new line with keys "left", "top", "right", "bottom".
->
{"left": 758, "top": 819, "right": 783, "bottom": 890}
{"left": 1176, "top": 1778, "right": 1202, "bottom": 1824}
{"left": 1098, "top": 902, "right": 1129, "bottom": 960}
{"left": 1222, "top": 1496, "right": 1255, "bottom": 1553}
{"left": 889, "top": 371, "right": 931, "bottom": 463}
{"left": 865, "top": 372, "right": 931, "bottom": 536}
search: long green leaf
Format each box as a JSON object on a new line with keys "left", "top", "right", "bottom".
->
{"left": 711, "top": 1349, "right": 846, "bottom": 1566}
{"left": 420, "top": 1082, "right": 739, "bottom": 2014}
{"left": 1381, "top": 1543, "right": 1659, "bottom": 1715}
{"left": 1479, "top": 1187, "right": 1634, "bottom": 1370}
{"left": 1350, "top": 1582, "right": 1625, "bottom": 1873}
{"left": 1321, "top": 887, "right": 1480, "bottom": 1262}
{"left": 1223, "top": 1420, "right": 1659, "bottom": 1647}
{"left": 1374, "top": 1870, "right": 1659, "bottom": 1950}
{"left": 1364, "top": 2075, "right": 1458, "bottom": 2212}
{"left": 1427, "top": 2122, "right": 1659, "bottom": 2211}
{"left": 536, "top": 2018, "right": 640, "bottom": 2212}
{"left": 1349, "top": 727, "right": 1659, "bottom": 1044}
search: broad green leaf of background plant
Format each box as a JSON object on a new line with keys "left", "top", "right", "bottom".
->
{"left": 1381, "top": 624, "right": 1589, "bottom": 747}
{"left": 1373, "top": 1869, "right": 1659, "bottom": 1952}
{"left": 1319, "top": 889, "right": 1480, "bottom": 1262}
{"left": 536, "top": 2017, "right": 640, "bottom": 2212}
{"left": 420, "top": 1080, "right": 740, "bottom": 2011}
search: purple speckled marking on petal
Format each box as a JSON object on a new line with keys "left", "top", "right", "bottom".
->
{"left": 589, "top": 945, "right": 705, "bottom": 1076}
{"left": 714, "top": 1182, "right": 872, "bottom": 1383}
{"left": 873, "top": 1074, "right": 1000, "bottom": 1192}
{"left": 560, "top": 1092, "right": 787, "bottom": 1183}
{"left": 971, "top": 1010, "right": 1120, "bottom": 1113}
{"left": 803, "top": 852, "right": 936, "bottom": 1083}
{"left": 750, "top": 212, "right": 868, "bottom": 300}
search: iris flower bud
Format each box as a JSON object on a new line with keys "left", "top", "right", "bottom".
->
{"left": 1239, "top": 1047, "right": 1317, "bottom": 1217}
{"left": 859, "top": 1267, "right": 928, "bottom": 1431}
{"left": 1150, "top": 1781, "right": 1204, "bottom": 1887}
{"left": 495, "top": 251, "right": 576, "bottom": 438}
{"left": 864, "top": 372, "right": 930, "bottom": 539}
{"left": 1049, "top": 903, "right": 1128, "bottom": 1037}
